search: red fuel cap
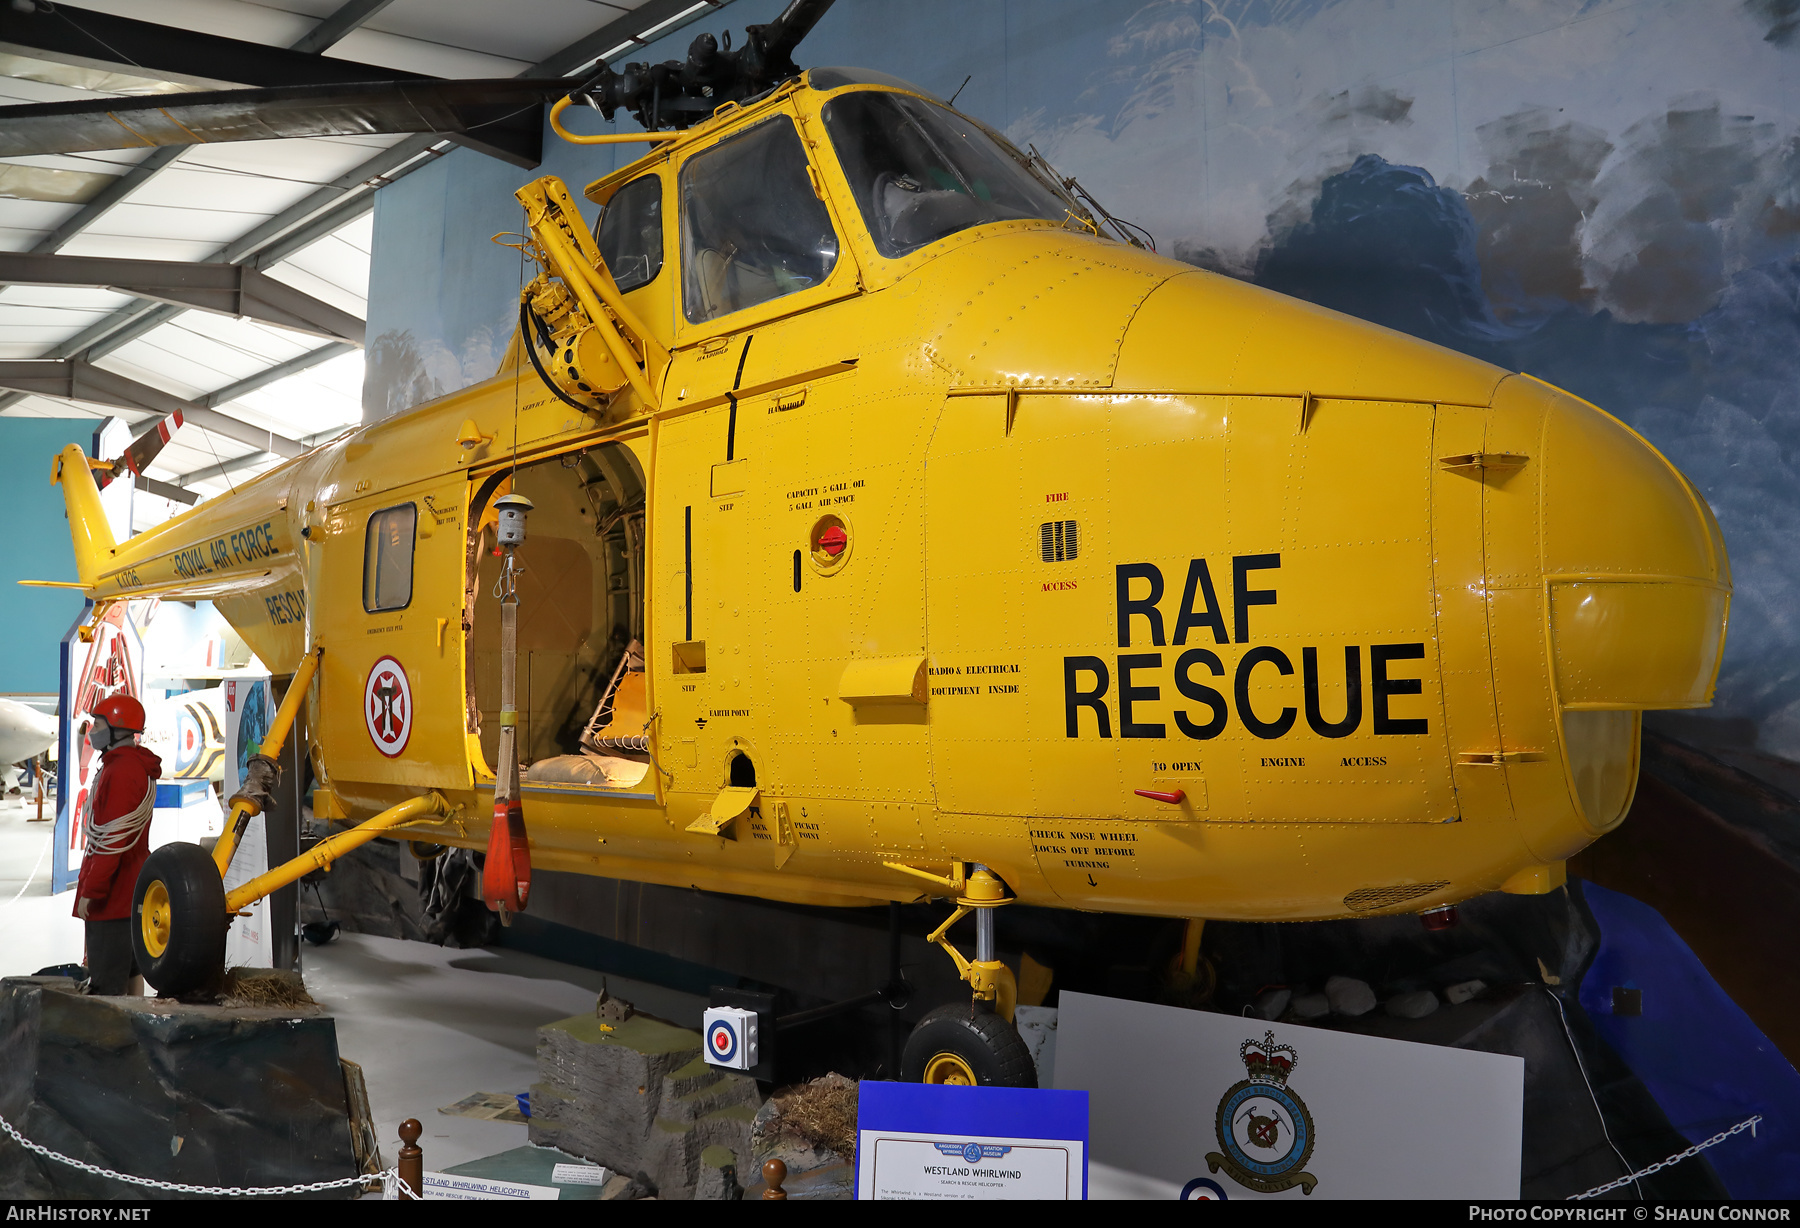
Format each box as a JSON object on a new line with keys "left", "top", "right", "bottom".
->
{"left": 818, "top": 525, "right": 848, "bottom": 556}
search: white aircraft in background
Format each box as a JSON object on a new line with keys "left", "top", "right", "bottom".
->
{"left": 0, "top": 698, "right": 55, "bottom": 769}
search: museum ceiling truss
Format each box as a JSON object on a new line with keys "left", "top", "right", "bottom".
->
{"left": 0, "top": 0, "right": 741, "bottom": 504}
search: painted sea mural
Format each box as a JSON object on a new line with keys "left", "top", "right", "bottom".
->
{"left": 365, "top": 0, "right": 1800, "bottom": 760}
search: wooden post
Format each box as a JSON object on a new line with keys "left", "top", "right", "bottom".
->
{"left": 398, "top": 1119, "right": 423, "bottom": 1200}
{"left": 761, "top": 1158, "right": 788, "bottom": 1200}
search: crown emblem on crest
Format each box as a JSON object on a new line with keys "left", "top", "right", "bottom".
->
{"left": 1239, "top": 1031, "right": 1299, "bottom": 1086}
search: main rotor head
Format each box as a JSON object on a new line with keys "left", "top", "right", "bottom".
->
{"left": 570, "top": 0, "right": 835, "bottom": 131}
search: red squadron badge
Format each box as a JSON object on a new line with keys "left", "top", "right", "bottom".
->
{"left": 364, "top": 655, "right": 413, "bottom": 758}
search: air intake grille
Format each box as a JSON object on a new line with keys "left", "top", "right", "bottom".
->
{"left": 1040, "top": 520, "right": 1078, "bottom": 562}
{"left": 1343, "top": 881, "right": 1450, "bottom": 913}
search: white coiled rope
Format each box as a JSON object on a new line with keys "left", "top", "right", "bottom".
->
{"left": 83, "top": 779, "right": 154, "bottom": 858}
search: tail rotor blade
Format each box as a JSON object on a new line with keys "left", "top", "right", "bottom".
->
{"left": 99, "top": 410, "right": 184, "bottom": 489}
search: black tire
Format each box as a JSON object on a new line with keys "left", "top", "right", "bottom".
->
{"left": 901, "top": 1002, "right": 1038, "bottom": 1088}
{"left": 131, "top": 842, "right": 227, "bottom": 997}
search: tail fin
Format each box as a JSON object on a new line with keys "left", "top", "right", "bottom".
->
{"left": 51, "top": 444, "right": 115, "bottom": 589}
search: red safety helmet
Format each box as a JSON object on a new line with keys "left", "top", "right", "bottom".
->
{"left": 90, "top": 694, "right": 146, "bottom": 733}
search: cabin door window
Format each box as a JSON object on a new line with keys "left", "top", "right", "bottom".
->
{"left": 363, "top": 503, "right": 416, "bottom": 612}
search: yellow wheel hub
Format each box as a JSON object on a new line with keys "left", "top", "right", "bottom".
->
{"left": 922, "top": 1052, "right": 977, "bottom": 1085}
{"left": 141, "top": 880, "right": 171, "bottom": 958}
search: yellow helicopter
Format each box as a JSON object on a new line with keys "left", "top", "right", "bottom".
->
{"left": 34, "top": 0, "right": 1729, "bottom": 1085}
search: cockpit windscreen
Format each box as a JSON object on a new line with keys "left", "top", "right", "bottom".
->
{"left": 822, "top": 90, "right": 1074, "bottom": 259}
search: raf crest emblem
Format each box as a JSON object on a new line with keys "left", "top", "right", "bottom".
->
{"left": 1205, "top": 1030, "right": 1319, "bottom": 1196}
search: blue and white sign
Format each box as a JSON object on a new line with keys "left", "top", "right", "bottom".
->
{"left": 856, "top": 1083, "right": 1087, "bottom": 1200}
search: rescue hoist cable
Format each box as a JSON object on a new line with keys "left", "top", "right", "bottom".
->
{"left": 483, "top": 494, "right": 534, "bottom": 921}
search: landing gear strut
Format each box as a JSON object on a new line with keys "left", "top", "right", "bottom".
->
{"left": 888, "top": 861, "right": 1037, "bottom": 1087}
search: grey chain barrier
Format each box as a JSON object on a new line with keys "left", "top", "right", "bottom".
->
{"left": 0, "top": 1110, "right": 420, "bottom": 1198}
{"left": 3, "top": 1097, "right": 1761, "bottom": 1202}
{"left": 1569, "top": 1115, "right": 1762, "bottom": 1201}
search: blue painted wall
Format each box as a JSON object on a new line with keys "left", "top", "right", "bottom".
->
{"left": 0, "top": 418, "right": 94, "bottom": 694}
{"left": 365, "top": 0, "right": 1800, "bottom": 758}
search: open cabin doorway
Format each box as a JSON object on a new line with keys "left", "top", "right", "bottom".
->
{"left": 467, "top": 441, "right": 651, "bottom": 791}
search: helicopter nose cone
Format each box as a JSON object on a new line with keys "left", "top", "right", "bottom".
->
{"left": 1496, "top": 374, "right": 1728, "bottom": 711}
{"left": 1109, "top": 267, "right": 1728, "bottom": 850}
{"left": 1481, "top": 373, "right": 1729, "bottom": 847}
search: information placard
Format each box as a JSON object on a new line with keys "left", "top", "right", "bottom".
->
{"left": 856, "top": 1082, "right": 1087, "bottom": 1200}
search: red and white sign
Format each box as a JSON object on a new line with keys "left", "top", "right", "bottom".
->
{"left": 364, "top": 655, "right": 413, "bottom": 758}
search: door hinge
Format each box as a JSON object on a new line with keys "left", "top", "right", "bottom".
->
{"left": 1457, "top": 750, "right": 1548, "bottom": 765}
{"left": 1439, "top": 452, "right": 1528, "bottom": 475}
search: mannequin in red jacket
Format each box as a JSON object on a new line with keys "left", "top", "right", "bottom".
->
{"left": 73, "top": 694, "right": 163, "bottom": 995}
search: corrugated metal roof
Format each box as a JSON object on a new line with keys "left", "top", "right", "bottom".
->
{"left": 0, "top": 0, "right": 698, "bottom": 522}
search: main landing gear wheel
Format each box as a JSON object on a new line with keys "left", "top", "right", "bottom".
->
{"left": 131, "top": 842, "right": 227, "bottom": 997}
{"left": 901, "top": 1003, "right": 1038, "bottom": 1088}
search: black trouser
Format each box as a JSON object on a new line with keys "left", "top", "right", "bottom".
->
{"left": 85, "top": 918, "right": 137, "bottom": 995}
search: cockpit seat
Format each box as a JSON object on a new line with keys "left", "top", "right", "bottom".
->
{"left": 691, "top": 247, "right": 781, "bottom": 320}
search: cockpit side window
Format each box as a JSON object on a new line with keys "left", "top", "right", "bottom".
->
{"left": 596, "top": 174, "right": 664, "bottom": 293}
{"left": 680, "top": 115, "right": 840, "bottom": 324}
{"left": 822, "top": 90, "right": 1074, "bottom": 259}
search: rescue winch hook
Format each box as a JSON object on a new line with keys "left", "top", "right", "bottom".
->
{"left": 484, "top": 493, "right": 536, "bottom": 922}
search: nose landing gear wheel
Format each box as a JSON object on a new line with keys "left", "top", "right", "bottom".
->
{"left": 901, "top": 1003, "right": 1038, "bottom": 1088}
{"left": 131, "top": 842, "right": 227, "bottom": 997}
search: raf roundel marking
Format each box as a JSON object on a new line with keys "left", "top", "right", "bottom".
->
{"left": 364, "top": 656, "right": 413, "bottom": 758}
{"left": 1180, "top": 1177, "right": 1229, "bottom": 1200}
{"left": 708, "top": 1018, "right": 739, "bottom": 1063}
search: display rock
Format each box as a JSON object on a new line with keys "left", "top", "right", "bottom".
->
{"left": 1445, "top": 978, "right": 1488, "bottom": 1006}
{"left": 1253, "top": 987, "right": 1292, "bottom": 1020}
{"left": 1325, "top": 974, "right": 1377, "bottom": 1016}
{"left": 745, "top": 1074, "right": 856, "bottom": 1200}
{"left": 1290, "top": 991, "right": 1331, "bottom": 1020}
{"left": 1386, "top": 988, "right": 1440, "bottom": 1019}
{"left": 0, "top": 976, "right": 359, "bottom": 1199}
{"left": 529, "top": 1008, "right": 759, "bottom": 1199}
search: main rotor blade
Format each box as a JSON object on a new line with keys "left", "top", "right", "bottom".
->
{"left": 0, "top": 77, "right": 580, "bottom": 158}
